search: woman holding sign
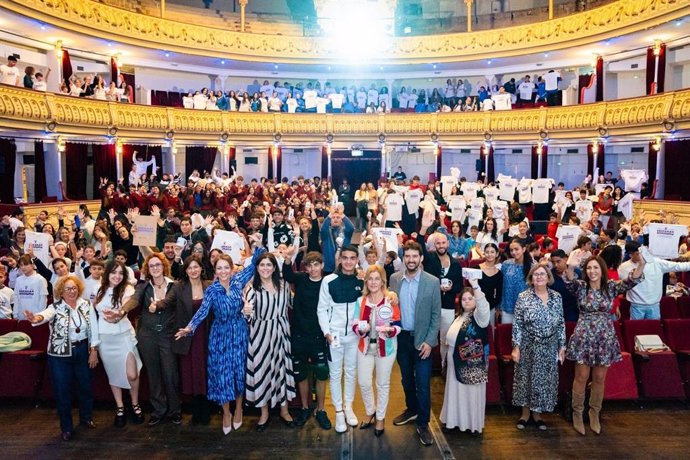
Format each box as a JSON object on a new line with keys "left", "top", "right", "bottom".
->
{"left": 352, "top": 265, "right": 401, "bottom": 437}
{"left": 440, "top": 278, "right": 490, "bottom": 436}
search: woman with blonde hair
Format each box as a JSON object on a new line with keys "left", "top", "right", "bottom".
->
{"left": 352, "top": 265, "right": 401, "bottom": 437}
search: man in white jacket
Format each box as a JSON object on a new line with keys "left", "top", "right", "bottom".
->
{"left": 317, "top": 246, "right": 363, "bottom": 433}
{"left": 619, "top": 241, "right": 690, "bottom": 319}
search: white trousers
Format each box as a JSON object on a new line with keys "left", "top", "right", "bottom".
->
{"left": 357, "top": 348, "right": 396, "bottom": 421}
{"left": 328, "top": 333, "right": 359, "bottom": 411}
{"left": 440, "top": 309, "right": 456, "bottom": 368}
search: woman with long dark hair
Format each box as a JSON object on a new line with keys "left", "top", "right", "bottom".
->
{"left": 478, "top": 243, "right": 503, "bottom": 327}
{"left": 241, "top": 252, "right": 296, "bottom": 431}
{"left": 499, "top": 238, "right": 533, "bottom": 324}
{"left": 94, "top": 261, "right": 142, "bottom": 427}
{"left": 563, "top": 256, "right": 644, "bottom": 435}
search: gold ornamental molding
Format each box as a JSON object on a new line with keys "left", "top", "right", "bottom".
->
{"left": 1, "top": 0, "right": 690, "bottom": 63}
{"left": 1, "top": 85, "right": 690, "bottom": 142}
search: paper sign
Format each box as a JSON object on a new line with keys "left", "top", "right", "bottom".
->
{"left": 211, "top": 230, "right": 246, "bottom": 263}
{"left": 133, "top": 216, "right": 158, "bottom": 247}
{"left": 462, "top": 268, "right": 483, "bottom": 280}
{"left": 25, "top": 231, "right": 51, "bottom": 268}
{"left": 371, "top": 227, "right": 404, "bottom": 253}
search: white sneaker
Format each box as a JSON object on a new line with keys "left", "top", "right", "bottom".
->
{"left": 335, "top": 411, "right": 347, "bottom": 433}
{"left": 344, "top": 406, "right": 359, "bottom": 427}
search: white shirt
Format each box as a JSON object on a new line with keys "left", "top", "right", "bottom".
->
{"left": 498, "top": 178, "right": 518, "bottom": 202}
{"left": 619, "top": 254, "right": 690, "bottom": 306}
{"left": 81, "top": 276, "right": 102, "bottom": 304}
{"left": 0, "top": 285, "right": 15, "bottom": 319}
{"left": 544, "top": 71, "right": 560, "bottom": 91}
{"left": 646, "top": 223, "right": 688, "bottom": 259}
{"left": 304, "top": 90, "right": 318, "bottom": 109}
{"left": 329, "top": 93, "right": 344, "bottom": 109}
{"left": 575, "top": 198, "right": 593, "bottom": 222}
{"left": 316, "top": 97, "right": 329, "bottom": 114}
{"left": 466, "top": 209, "right": 482, "bottom": 230}
{"left": 33, "top": 80, "right": 47, "bottom": 92}
{"left": 0, "top": 64, "right": 19, "bottom": 86}
{"left": 555, "top": 225, "right": 582, "bottom": 254}
{"left": 384, "top": 193, "right": 404, "bottom": 222}
{"left": 481, "top": 99, "right": 494, "bottom": 111}
{"left": 286, "top": 98, "right": 298, "bottom": 113}
{"left": 405, "top": 189, "right": 424, "bottom": 215}
{"left": 617, "top": 193, "right": 634, "bottom": 221}
{"left": 492, "top": 93, "right": 512, "bottom": 111}
{"left": 13, "top": 272, "right": 49, "bottom": 320}
{"left": 620, "top": 170, "right": 648, "bottom": 193}
{"left": 193, "top": 94, "right": 207, "bottom": 110}
{"left": 397, "top": 93, "right": 408, "bottom": 108}
{"left": 483, "top": 186, "right": 500, "bottom": 204}
{"left": 356, "top": 91, "right": 367, "bottom": 109}
{"left": 407, "top": 93, "right": 418, "bottom": 109}
{"left": 182, "top": 96, "right": 194, "bottom": 109}
{"left": 447, "top": 196, "right": 466, "bottom": 223}
{"left": 531, "top": 178, "right": 553, "bottom": 204}
{"left": 518, "top": 178, "right": 533, "bottom": 203}
{"left": 268, "top": 97, "right": 282, "bottom": 111}
{"left": 94, "top": 285, "right": 135, "bottom": 335}
{"left": 518, "top": 81, "right": 534, "bottom": 100}
{"left": 367, "top": 89, "right": 379, "bottom": 106}
{"left": 460, "top": 182, "right": 481, "bottom": 201}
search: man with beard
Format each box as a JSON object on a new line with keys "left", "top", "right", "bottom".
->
{"left": 416, "top": 230, "right": 462, "bottom": 372}
{"left": 389, "top": 241, "right": 441, "bottom": 447}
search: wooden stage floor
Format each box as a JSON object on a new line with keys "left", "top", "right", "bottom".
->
{"left": 1, "top": 365, "right": 689, "bottom": 459}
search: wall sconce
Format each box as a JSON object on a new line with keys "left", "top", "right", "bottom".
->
{"left": 171, "top": 140, "right": 178, "bottom": 155}
{"left": 651, "top": 136, "right": 662, "bottom": 152}
{"left": 55, "top": 40, "right": 63, "bottom": 60}
{"left": 56, "top": 135, "right": 65, "bottom": 153}
{"left": 483, "top": 140, "right": 492, "bottom": 151}
{"left": 536, "top": 140, "right": 544, "bottom": 156}
{"left": 115, "top": 140, "right": 123, "bottom": 156}
{"left": 327, "top": 144, "right": 332, "bottom": 156}
{"left": 653, "top": 39, "right": 662, "bottom": 56}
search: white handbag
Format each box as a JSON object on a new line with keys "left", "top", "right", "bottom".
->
{"left": 634, "top": 334, "right": 668, "bottom": 352}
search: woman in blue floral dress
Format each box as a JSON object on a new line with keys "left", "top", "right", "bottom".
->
{"left": 176, "top": 235, "right": 264, "bottom": 435}
{"left": 563, "top": 255, "right": 644, "bottom": 436}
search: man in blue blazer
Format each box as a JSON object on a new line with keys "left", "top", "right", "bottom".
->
{"left": 389, "top": 240, "right": 441, "bottom": 446}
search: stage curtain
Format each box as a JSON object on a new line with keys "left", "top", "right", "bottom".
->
{"left": 477, "top": 146, "right": 486, "bottom": 182}
{"left": 648, "top": 141, "right": 658, "bottom": 194}
{"left": 646, "top": 46, "right": 655, "bottom": 95}
{"left": 577, "top": 74, "right": 592, "bottom": 104}
{"left": 275, "top": 146, "right": 283, "bottom": 181}
{"left": 664, "top": 139, "right": 690, "bottom": 200}
{"left": 435, "top": 146, "right": 442, "bottom": 180}
{"left": 597, "top": 144, "right": 605, "bottom": 177}
{"left": 65, "top": 143, "right": 89, "bottom": 200}
{"left": 228, "top": 147, "right": 236, "bottom": 176}
{"left": 0, "top": 138, "right": 16, "bottom": 203}
{"left": 587, "top": 143, "right": 595, "bottom": 177}
{"left": 531, "top": 145, "right": 539, "bottom": 179}
{"left": 657, "top": 43, "right": 666, "bottom": 94}
{"left": 186, "top": 146, "right": 217, "bottom": 181}
{"left": 123, "top": 145, "right": 162, "bottom": 185}
{"left": 486, "top": 146, "right": 495, "bottom": 184}
{"left": 267, "top": 147, "right": 274, "bottom": 180}
{"left": 540, "top": 145, "right": 548, "bottom": 179}
{"left": 595, "top": 56, "right": 604, "bottom": 102}
{"left": 62, "top": 49, "right": 73, "bottom": 82}
{"left": 92, "top": 143, "right": 117, "bottom": 196}
{"left": 321, "top": 146, "right": 329, "bottom": 179}
{"left": 34, "top": 141, "right": 47, "bottom": 202}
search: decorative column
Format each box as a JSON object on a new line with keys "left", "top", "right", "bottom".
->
{"left": 162, "top": 141, "right": 176, "bottom": 176}
{"left": 46, "top": 41, "right": 63, "bottom": 94}
{"left": 115, "top": 140, "right": 123, "bottom": 182}
{"left": 549, "top": 0, "right": 554, "bottom": 19}
{"left": 160, "top": 0, "right": 165, "bottom": 18}
{"left": 239, "top": 0, "right": 248, "bottom": 32}
{"left": 465, "top": 0, "right": 473, "bottom": 32}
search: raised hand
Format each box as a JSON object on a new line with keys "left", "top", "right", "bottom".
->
{"left": 148, "top": 297, "right": 157, "bottom": 313}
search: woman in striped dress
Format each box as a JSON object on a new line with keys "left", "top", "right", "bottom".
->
{"left": 242, "top": 252, "right": 296, "bottom": 431}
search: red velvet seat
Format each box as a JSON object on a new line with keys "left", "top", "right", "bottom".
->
{"left": 494, "top": 323, "right": 514, "bottom": 402}
{"left": 0, "top": 318, "right": 17, "bottom": 335}
{"left": 468, "top": 258, "right": 484, "bottom": 269}
{"left": 605, "top": 322, "right": 638, "bottom": 400}
{"left": 622, "top": 319, "right": 684, "bottom": 399}
{"left": 663, "top": 319, "right": 690, "bottom": 397}
{"left": 677, "top": 296, "right": 690, "bottom": 319}
{"left": 0, "top": 321, "right": 49, "bottom": 398}
{"left": 660, "top": 296, "right": 679, "bottom": 319}
{"left": 618, "top": 298, "right": 631, "bottom": 321}
{"left": 486, "top": 325, "right": 501, "bottom": 404}
{"left": 558, "top": 322, "right": 577, "bottom": 397}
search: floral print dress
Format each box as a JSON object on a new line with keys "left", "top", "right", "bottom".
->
{"left": 512, "top": 288, "right": 565, "bottom": 413}
{"left": 565, "top": 277, "right": 640, "bottom": 366}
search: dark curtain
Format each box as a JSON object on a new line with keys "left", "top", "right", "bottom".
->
{"left": 477, "top": 146, "right": 486, "bottom": 182}
{"left": 646, "top": 46, "right": 655, "bottom": 95}
{"left": 92, "top": 143, "right": 117, "bottom": 196}
{"left": 62, "top": 49, "right": 73, "bottom": 83}
{"left": 65, "top": 143, "right": 89, "bottom": 200}
{"left": 648, "top": 141, "right": 658, "bottom": 189}
{"left": 578, "top": 74, "right": 592, "bottom": 104}
{"left": 664, "top": 139, "right": 690, "bottom": 201}
{"left": 34, "top": 141, "right": 47, "bottom": 202}
{"left": 657, "top": 43, "right": 666, "bottom": 94}
{"left": 321, "top": 146, "right": 329, "bottom": 178}
{"left": 0, "top": 138, "right": 16, "bottom": 204}
{"left": 267, "top": 147, "right": 274, "bottom": 180}
{"left": 435, "top": 146, "right": 442, "bottom": 180}
{"left": 486, "top": 146, "right": 495, "bottom": 184}
{"left": 275, "top": 146, "right": 283, "bottom": 181}
{"left": 150, "top": 90, "right": 159, "bottom": 106}
{"left": 595, "top": 56, "right": 604, "bottom": 102}
{"left": 531, "top": 145, "right": 539, "bottom": 179}
{"left": 186, "top": 146, "right": 217, "bottom": 181}
{"left": 228, "top": 147, "right": 236, "bottom": 175}
{"left": 541, "top": 145, "right": 548, "bottom": 179}
{"left": 587, "top": 143, "right": 595, "bottom": 177}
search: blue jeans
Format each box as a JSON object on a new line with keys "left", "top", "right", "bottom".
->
{"left": 396, "top": 331, "right": 432, "bottom": 427}
{"left": 630, "top": 303, "right": 660, "bottom": 320}
{"left": 48, "top": 341, "right": 94, "bottom": 432}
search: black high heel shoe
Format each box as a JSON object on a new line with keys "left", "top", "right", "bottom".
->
{"left": 114, "top": 406, "right": 126, "bottom": 428}
{"left": 280, "top": 414, "right": 295, "bottom": 428}
{"left": 131, "top": 403, "right": 144, "bottom": 424}
{"left": 359, "top": 414, "right": 376, "bottom": 430}
{"left": 374, "top": 420, "right": 385, "bottom": 437}
{"left": 256, "top": 416, "right": 271, "bottom": 432}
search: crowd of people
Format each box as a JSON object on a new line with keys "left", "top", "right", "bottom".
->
{"left": 1, "top": 161, "right": 688, "bottom": 445}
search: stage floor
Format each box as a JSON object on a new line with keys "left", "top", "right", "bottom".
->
{"left": 1, "top": 365, "right": 689, "bottom": 459}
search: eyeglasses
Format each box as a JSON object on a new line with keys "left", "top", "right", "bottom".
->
{"left": 64, "top": 286, "right": 79, "bottom": 292}
{"left": 148, "top": 263, "right": 163, "bottom": 269}
{"left": 533, "top": 272, "right": 548, "bottom": 278}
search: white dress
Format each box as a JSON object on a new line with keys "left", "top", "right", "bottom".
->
{"left": 440, "top": 292, "right": 490, "bottom": 433}
{"left": 94, "top": 285, "right": 142, "bottom": 389}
